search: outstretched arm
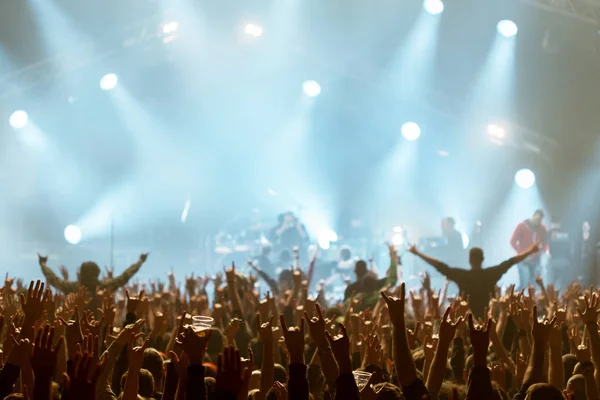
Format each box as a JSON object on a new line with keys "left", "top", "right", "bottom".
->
{"left": 103, "top": 254, "right": 148, "bottom": 292}
{"left": 38, "top": 255, "right": 78, "bottom": 294}
{"left": 495, "top": 242, "right": 541, "bottom": 275}
{"left": 409, "top": 246, "right": 457, "bottom": 282}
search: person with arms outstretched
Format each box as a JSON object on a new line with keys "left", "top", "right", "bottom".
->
{"left": 408, "top": 242, "right": 541, "bottom": 317}
{"left": 38, "top": 253, "right": 149, "bottom": 295}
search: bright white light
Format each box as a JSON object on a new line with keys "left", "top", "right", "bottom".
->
{"left": 318, "top": 237, "right": 331, "bottom": 250}
{"left": 100, "top": 73, "right": 118, "bottom": 91}
{"left": 244, "top": 22, "right": 263, "bottom": 37}
{"left": 317, "top": 229, "right": 338, "bottom": 250}
{"left": 461, "top": 232, "right": 470, "bottom": 249}
{"left": 162, "top": 21, "right": 179, "bottom": 34}
{"left": 423, "top": 0, "right": 444, "bottom": 15}
{"left": 64, "top": 225, "right": 82, "bottom": 245}
{"left": 487, "top": 124, "right": 505, "bottom": 139}
{"left": 9, "top": 110, "right": 28, "bottom": 129}
{"left": 515, "top": 168, "right": 536, "bottom": 189}
{"left": 303, "top": 80, "right": 321, "bottom": 97}
{"left": 497, "top": 20, "right": 518, "bottom": 38}
{"left": 181, "top": 199, "right": 191, "bottom": 223}
{"left": 401, "top": 122, "right": 421, "bottom": 141}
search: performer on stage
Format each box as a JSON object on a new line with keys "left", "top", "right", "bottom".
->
{"left": 510, "top": 209, "right": 549, "bottom": 289}
{"left": 269, "top": 211, "right": 309, "bottom": 251}
{"left": 441, "top": 217, "right": 465, "bottom": 266}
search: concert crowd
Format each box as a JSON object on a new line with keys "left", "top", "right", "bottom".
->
{"left": 0, "top": 218, "right": 597, "bottom": 400}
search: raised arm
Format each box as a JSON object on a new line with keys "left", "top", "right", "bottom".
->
{"left": 103, "top": 253, "right": 148, "bottom": 292}
{"left": 408, "top": 246, "right": 457, "bottom": 282}
{"left": 495, "top": 242, "right": 541, "bottom": 276}
{"left": 427, "top": 307, "right": 463, "bottom": 396}
{"left": 38, "top": 255, "right": 78, "bottom": 294}
{"left": 381, "top": 284, "right": 430, "bottom": 400}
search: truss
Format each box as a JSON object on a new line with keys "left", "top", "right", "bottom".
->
{"left": 519, "top": 0, "right": 600, "bottom": 26}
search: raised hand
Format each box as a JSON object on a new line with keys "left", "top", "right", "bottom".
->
{"left": 577, "top": 293, "right": 599, "bottom": 325}
{"left": 58, "top": 306, "right": 84, "bottom": 358}
{"left": 31, "top": 325, "right": 64, "bottom": 380}
{"left": 81, "top": 311, "right": 104, "bottom": 340}
{"left": 406, "top": 322, "right": 420, "bottom": 349}
{"left": 224, "top": 262, "right": 236, "bottom": 284}
{"left": 62, "top": 352, "right": 106, "bottom": 400}
{"left": 531, "top": 305, "right": 557, "bottom": 343}
{"left": 59, "top": 266, "right": 70, "bottom": 280}
{"left": 257, "top": 314, "right": 274, "bottom": 344}
{"left": 380, "top": 283, "right": 406, "bottom": 326}
{"left": 139, "top": 253, "right": 149, "bottom": 263}
{"left": 176, "top": 326, "right": 212, "bottom": 365}
{"left": 280, "top": 314, "right": 305, "bottom": 364}
{"left": 127, "top": 334, "right": 150, "bottom": 371}
{"left": 304, "top": 303, "right": 327, "bottom": 346}
{"left": 216, "top": 346, "right": 250, "bottom": 396}
{"left": 21, "top": 280, "right": 49, "bottom": 325}
{"left": 439, "top": 307, "right": 464, "bottom": 343}
{"left": 325, "top": 323, "right": 351, "bottom": 370}
{"left": 97, "top": 296, "right": 116, "bottom": 328}
{"left": 37, "top": 254, "right": 48, "bottom": 265}
{"left": 468, "top": 314, "right": 492, "bottom": 367}
{"left": 125, "top": 289, "right": 145, "bottom": 315}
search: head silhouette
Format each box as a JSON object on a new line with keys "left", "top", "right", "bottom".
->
{"left": 79, "top": 262, "right": 101, "bottom": 289}
{"left": 468, "top": 248, "right": 484, "bottom": 270}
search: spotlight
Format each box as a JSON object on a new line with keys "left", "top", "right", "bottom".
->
{"left": 162, "top": 21, "right": 179, "bottom": 34}
{"left": 515, "top": 168, "right": 535, "bottom": 189}
{"left": 303, "top": 80, "right": 321, "bottom": 97}
{"left": 487, "top": 124, "right": 505, "bottom": 139}
{"left": 9, "top": 110, "right": 28, "bottom": 129}
{"left": 401, "top": 122, "right": 421, "bottom": 141}
{"left": 497, "top": 20, "right": 518, "bottom": 38}
{"left": 64, "top": 225, "right": 82, "bottom": 245}
{"left": 317, "top": 229, "right": 338, "bottom": 250}
{"left": 244, "top": 22, "right": 263, "bottom": 37}
{"left": 423, "top": 0, "right": 444, "bottom": 15}
{"left": 100, "top": 73, "right": 118, "bottom": 91}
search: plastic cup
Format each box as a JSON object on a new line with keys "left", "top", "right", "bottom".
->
{"left": 192, "top": 316, "right": 214, "bottom": 337}
{"left": 352, "top": 371, "right": 372, "bottom": 390}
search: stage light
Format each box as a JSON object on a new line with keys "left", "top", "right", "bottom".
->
{"left": 461, "top": 232, "right": 470, "bottom": 249}
{"left": 401, "top": 122, "right": 421, "bottom": 141}
{"left": 487, "top": 124, "right": 505, "bottom": 139}
{"left": 497, "top": 20, "right": 518, "bottom": 38}
{"left": 162, "top": 21, "right": 179, "bottom": 34}
{"left": 64, "top": 225, "right": 82, "bottom": 245}
{"left": 317, "top": 229, "right": 338, "bottom": 250}
{"left": 303, "top": 80, "right": 321, "bottom": 97}
{"left": 244, "top": 22, "right": 263, "bottom": 37}
{"left": 515, "top": 168, "right": 535, "bottom": 189}
{"left": 100, "top": 73, "right": 118, "bottom": 91}
{"left": 423, "top": 0, "right": 444, "bottom": 15}
{"left": 9, "top": 110, "right": 28, "bottom": 129}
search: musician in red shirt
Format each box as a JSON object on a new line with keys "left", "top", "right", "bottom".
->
{"left": 510, "top": 209, "right": 549, "bottom": 288}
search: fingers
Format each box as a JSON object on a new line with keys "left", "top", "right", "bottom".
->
{"left": 467, "top": 313, "right": 475, "bottom": 332}
{"left": 339, "top": 322, "right": 348, "bottom": 338}
{"left": 442, "top": 306, "right": 451, "bottom": 322}
{"left": 279, "top": 314, "right": 288, "bottom": 333}
{"left": 126, "top": 290, "right": 130, "bottom": 301}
